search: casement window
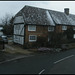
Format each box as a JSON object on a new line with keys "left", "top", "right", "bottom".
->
{"left": 73, "top": 34, "right": 75, "bottom": 39}
{"left": 48, "top": 26, "right": 54, "bottom": 31}
{"left": 29, "top": 35, "right": 37, "bottom": 42}
{"left": 62, "top": 26, "right": 67, "bottom": 30}
{"left": 73, "top": 27, "right": 75, "bottom": 30}
{"left": 28, "top": 25, "right": 36, "bottom": 31}
{"left": 48, "top": 37, "right": 50, "bottom": 42}
{"left": 48, "top": 36, "right": 51, "bottom": 42}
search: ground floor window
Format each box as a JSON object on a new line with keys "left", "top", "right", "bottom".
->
{"left": 73, "top": 34, "right": 75, "bottom": 39}
{"left": 29, "top": 35, "right": 37, "bottom": 42}
{"left": 73, "top": 26, "right": 75, "bottom": 30}
{"left": 48, "top": 37, "right": 50, "bottom": 42}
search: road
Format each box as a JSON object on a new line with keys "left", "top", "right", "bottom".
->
{"left": 0, "top": 49, "right": 75, "bottom": 74}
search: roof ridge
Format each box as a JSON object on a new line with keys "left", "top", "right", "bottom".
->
{"left": 25, "top": 5, "right": 75, "bottom": 16}
{"left": 25, "top": 5, "right": 66, "bottom": 14}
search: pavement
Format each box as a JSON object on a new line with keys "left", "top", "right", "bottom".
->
{"left": 0, "top": 43, "right": 35, "bottom": 64}
{"left": 5, "top": 44, "right": 33, "bottom": 54}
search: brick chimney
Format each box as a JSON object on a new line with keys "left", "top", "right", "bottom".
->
{"left": 64, "top": 8, "right": 69, "bottom": 15}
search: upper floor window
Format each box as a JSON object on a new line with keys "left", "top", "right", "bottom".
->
{"left": 62, "top": 26, "right": 67, "bottom": 30}
{"left": 28, "top": 25, "right": 36, "bottom": 31}
{"left": 73, "top": 27, "right": 75, "bottom": 30}
{"left": 48, "top": 26, "right": 54, "bottom": 31}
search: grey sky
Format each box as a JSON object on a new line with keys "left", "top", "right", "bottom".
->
{"left": 0, "top": 1, "right": 75, "bottom": 23}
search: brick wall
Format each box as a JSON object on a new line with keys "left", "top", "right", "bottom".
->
{"left": 55, "top": 25, "right": 72, "bottom": 33}
{"left": 25, "top": 25, "right": 54, "bottom": 44}
{"left": 24, "top": 25, "right": 74, "bottom": 45}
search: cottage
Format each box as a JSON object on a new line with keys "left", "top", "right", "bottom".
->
{"left": 13, "top": 5, "right": 75, "bottom": 48}
{"left": 49, "top": 8, "right": 75, "bottom": 33}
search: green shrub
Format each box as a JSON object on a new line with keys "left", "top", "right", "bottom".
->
{"left": 48, "top": 32, "right": 68, "bottom": 48}
{"left": 31, "top": 36, "right": 48, "bottom": 48}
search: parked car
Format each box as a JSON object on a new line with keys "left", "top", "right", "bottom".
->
{"left": 1, "top": 35, "right": 8, "bottom": 44}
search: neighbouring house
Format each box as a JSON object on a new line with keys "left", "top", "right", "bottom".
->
{"left": 0, "top": 25, "right": 3, "bottom": 36}
{"left": 13, "top": 5, "right": 75, "bottom": 48}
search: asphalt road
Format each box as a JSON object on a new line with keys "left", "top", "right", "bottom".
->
{"left": 0, "top": 49, "right": 75, "bottom": 74}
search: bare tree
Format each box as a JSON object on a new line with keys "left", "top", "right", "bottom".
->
{"left": 1, "top": 14, "right": 12, "bottom": 26}
{"left": 1, "top": 14, "right": 14, "bottom": 35}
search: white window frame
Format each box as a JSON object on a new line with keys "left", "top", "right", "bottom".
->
{"left": 62, "top": 26, "right": 67, "bottom": 30}
{"left": 48, "top": 26, "right": 54, "bottom": 31}
{"left": 73, "top": 26, "right": 75, "bottom": 30}
{"left": 73, "top": 34, "right": 75, "bottom": 39}
{"left": 28, "top": 25, "right": 36, "bottom": 31}
{"left": 29, "top": 35, "right": 37, "bottom": 42}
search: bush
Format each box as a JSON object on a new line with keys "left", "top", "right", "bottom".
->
{"left": 63, "top": 27, "right": 75, "bottom": 43}
{"left": 24, "top": 43, "right": 31, "bottom": 49}
{"left": 48, "top": 32, "right": 66, "bottom": 48}
{"left": 25, "top": 36, "right": 49, "bottom": 49}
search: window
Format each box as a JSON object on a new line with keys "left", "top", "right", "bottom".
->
{"left": 48, "top": 36, "right": 51, "bottom": 42}
{"left": 73, "top": 34, "right": 75, "bottom": 39}
{"left": 62, "top": 26, "right": 67, "bottom": 30}
{"left": 28, "top": 25, "right": 36, "bottom": 31}
{"left": 73, "top": 27, "right": 75, "bottom": 30}
{"left": 48, "top": 26, "right": 54, "bottom": 31}
{"left": 29, "top": 35, "right": 37, "bottom": 42}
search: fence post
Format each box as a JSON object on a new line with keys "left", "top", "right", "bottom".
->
{"left": 0, "top": 40, "right": 5, "bottom": 50}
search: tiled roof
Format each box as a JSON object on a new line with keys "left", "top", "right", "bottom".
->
{"left": 66, "top": 14, "right": 75, "bottom": 25}
{"left": 15, "top": 5, "right": 75, "bottom": 26}
{"left": 21, "top": 5, "right": 55, "bottom": 26}
{"left": 48, "top": 10, "right": 71, "bottom": 25}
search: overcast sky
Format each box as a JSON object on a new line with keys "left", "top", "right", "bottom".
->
{"left": 0, "top": 1, "right": 75, "bottom": 23}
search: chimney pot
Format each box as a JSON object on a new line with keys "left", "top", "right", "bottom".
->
{"left": 64, "top": 8, "right": 69, "bottom": 15}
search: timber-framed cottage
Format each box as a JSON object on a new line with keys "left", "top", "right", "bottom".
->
{"left": 13, "top": 5, "right": 75, "bottom": 48}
